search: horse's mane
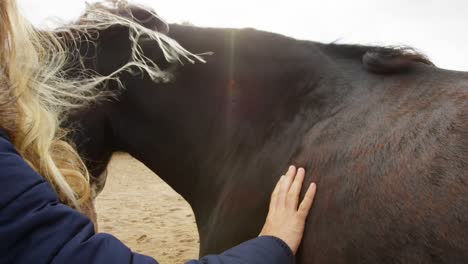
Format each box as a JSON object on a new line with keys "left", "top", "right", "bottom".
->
{"left": 325, "top": 43, "right": 434, "bottom": 74}
{"left": 362, "top": 46, "right": 434, "bottom": 73}
{"left": 65, "top": 1, "right": 433, "bottom": 77}
{"left": 76, "top": 0, "right": 169, "bottom": 33}
{"left": 54, "top": 0, "right": 204, "bottom": 87}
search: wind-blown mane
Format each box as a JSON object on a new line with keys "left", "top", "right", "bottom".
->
{"left": 55, "top": 0, "right": 205, "bottom": 97}
{"left": 363, "top": 46, "right": 433, "bottom": 73}
{"left": 82, "top": 0, "right": 170, "bottom": 34}
{"left": 324, "top": 43, "right": 434, "bottom": 73}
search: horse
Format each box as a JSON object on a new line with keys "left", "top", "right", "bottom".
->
{"left": 64, "top": 5, "right": 468, "bottom": 263}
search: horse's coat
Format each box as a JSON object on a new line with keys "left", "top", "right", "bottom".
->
{"left": 65, "top": 7, "right": 468, "bottom": 263}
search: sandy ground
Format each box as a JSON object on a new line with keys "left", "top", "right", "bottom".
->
{"left": 95, "top": 153, "right": 199, "bottom": 263}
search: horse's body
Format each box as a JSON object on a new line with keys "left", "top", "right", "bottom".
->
{"left": 66, "top": 20, "right": 468, "bottom": 263}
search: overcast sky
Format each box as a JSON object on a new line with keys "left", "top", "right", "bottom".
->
{"left": 19, "top": 0, "right": 468, "bottom": 71}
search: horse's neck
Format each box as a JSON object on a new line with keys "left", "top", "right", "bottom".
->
{"left": 66, "top": 103, "right": 115, "bottom": 179}
{"left": 135, "top": 67, "right": 342, "bottom": 211}
{"left": 118, "top": 25, "right": 352, "bottom": 209}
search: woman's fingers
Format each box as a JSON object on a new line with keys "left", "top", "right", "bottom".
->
{"left": 269, "top": 176, "right": 283, "bottom": 211}
{"left": 273, "top": 166, "right": 315, "bottom": 214}
{"left": 298, "top": 182, "right": 317, "bottom": 218}
{"left": 261, "top": 167, "right": 317, "bottom": 255}
{"left": 278, "top": 166, "right": 296, "bottom": 206}
{"left": 286, "top": 167, "right": 305, "bottom": 209}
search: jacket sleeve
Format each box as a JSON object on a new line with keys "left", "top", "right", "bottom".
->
{"left": 0, "top": 132, "right": 158, "bottom": 264}
{"left": 186, "top": 236, "right": 295, "bottom": 264}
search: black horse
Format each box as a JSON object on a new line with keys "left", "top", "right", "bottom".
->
{"left": 65, "top": 6, "right": 468, "bottom": 264}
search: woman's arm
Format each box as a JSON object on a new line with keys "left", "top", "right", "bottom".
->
{"left": 187, "top": 236, "right": 293, "bottom": 264}
{"left": 0, "top": 134, "right": 157, "bottom": 264}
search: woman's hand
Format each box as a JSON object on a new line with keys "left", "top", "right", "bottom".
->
{"left": 259, "top": 166, "right": 317, "bottom": 255}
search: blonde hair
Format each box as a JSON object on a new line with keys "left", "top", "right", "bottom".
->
{"left": 0, "top": 0, "right": 203, "bottom": 218}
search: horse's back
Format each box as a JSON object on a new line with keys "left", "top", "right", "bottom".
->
{"left": 297, "top": 66, "right": 468, "bottom": 263}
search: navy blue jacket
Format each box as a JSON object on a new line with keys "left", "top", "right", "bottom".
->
{"left": 0, "top": 129, "right": 294, "bottom": 264}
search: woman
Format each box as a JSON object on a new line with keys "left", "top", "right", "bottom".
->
{"left": 0, "top": 1, "right": 317, "bottom": 263}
